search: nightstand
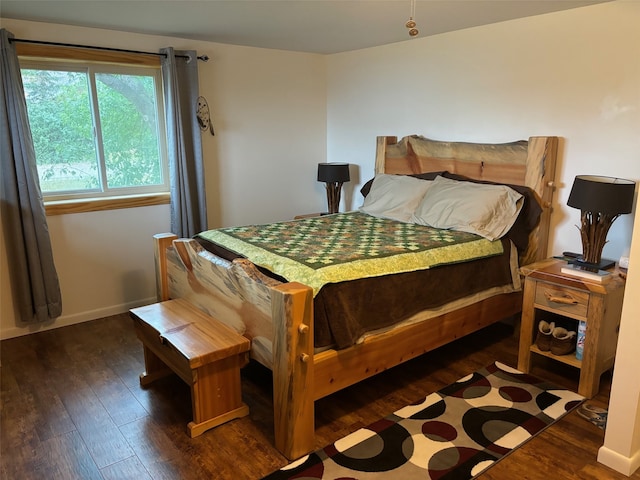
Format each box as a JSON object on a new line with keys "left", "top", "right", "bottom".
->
{"left": 517, "top": 258, "right": 626, "bottom": 398}
{"left": 294, "top": 212, "right": 324, "bottom": 219}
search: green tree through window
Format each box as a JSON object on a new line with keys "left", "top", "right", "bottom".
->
{"left": 21, "top": 61, "right": 167, "bottom": 198}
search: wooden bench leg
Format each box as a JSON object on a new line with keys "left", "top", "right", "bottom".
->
{"left": 139, "top": 345, "right": 173, "bottom": 386}
{"left": 187, "top": 355, "right": 249, "bottom": 438}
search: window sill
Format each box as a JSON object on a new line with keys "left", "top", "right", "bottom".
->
{"left": 45, "top": 193, "right": 170, "bottom": 216}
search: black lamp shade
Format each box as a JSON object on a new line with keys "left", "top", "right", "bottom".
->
{"left": 567, "top": 175, "right": 635, "bottom": 215}
{"left": 566, "top": 174, "right": 636, "bottom": 269}
{"left": 317, "top": 163, "right": 350, "bottom": 183}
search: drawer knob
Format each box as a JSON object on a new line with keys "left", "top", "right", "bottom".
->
{"left": 545, "top": 291, "right": 578, "bottom": 305}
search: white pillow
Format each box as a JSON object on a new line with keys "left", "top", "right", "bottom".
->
{"left": 360, "top": 174, "right": 433, "bottom": 223}
{"left": 411, "top": 176, "right": 523, "bottom": 240}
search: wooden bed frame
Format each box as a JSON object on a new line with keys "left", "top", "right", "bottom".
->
{"left": 153, "top": 134, "right": 558, "bottom": 460}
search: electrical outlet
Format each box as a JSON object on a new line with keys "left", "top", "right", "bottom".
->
{"left": 619, "top": 256, "right": 630, "bottom": 269}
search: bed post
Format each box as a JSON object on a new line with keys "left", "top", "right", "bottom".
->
{"left": 375, "top": 136, "right": 397, "bottom": 174}
{"left": 153, "top": 233, "right": 178, "bottom": 302}
{"left": 271, "top": 281, "right": 315, "bottom": 460}
{"left": 525, "top": 136, "right": 558, "bottom": 262}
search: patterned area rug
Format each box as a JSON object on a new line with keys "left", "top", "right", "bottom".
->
{"left": 263, "top": 362, "right": 583, "bottom": 479}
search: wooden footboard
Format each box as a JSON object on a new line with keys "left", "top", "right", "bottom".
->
{"left": 154, "top": 234, "right": 316, "bottom": 459}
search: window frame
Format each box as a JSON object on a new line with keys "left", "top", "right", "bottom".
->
{"left": 16, "top": 43, "right": 171, "bottom": 215}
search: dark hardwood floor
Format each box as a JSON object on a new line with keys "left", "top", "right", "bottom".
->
{"left": 1, "top": 313, "right": 637, "bottom": 480}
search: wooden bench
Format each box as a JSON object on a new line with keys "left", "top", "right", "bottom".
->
{"left": 130, "top": 298, "right": 250, "bottom": 437}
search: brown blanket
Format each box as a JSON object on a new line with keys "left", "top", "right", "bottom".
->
{"left": 313, "top": 238, "right": 513, "bottom": 348}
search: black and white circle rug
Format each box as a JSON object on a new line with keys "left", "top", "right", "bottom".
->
{"left": 263, "top": 361, "right": 584, "bottom": 480}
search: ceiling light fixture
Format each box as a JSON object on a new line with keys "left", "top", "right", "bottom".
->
{"left": 406, "top": 0, "right": 419, "bottom": 37}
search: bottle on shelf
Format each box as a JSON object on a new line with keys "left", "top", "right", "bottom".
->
{"left": 576, "top": 320, "right": 586, "bottom": 360}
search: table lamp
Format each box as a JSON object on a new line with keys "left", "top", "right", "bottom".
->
{"left": 317, "top": 163, "right": 350, "bottom": 214}
{"left": 567, "top": 175, "right": 635, "bottom": 270}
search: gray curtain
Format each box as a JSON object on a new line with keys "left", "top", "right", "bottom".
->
{"left": 160, "top": 47, "right": 207, "bottom": 238}
{"left": 0, "top": 29, "right": 62, "bottom": 325}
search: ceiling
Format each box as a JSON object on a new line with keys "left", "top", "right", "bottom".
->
{"left": 1, "top": 0, "right": 608, "bottom": 55}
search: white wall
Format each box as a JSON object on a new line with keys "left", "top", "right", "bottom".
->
{"left": 0, "top": 18, "right": 327, "bottom": 338}
{"left": 200, "top": 39, "right": 327, "bottom": 228}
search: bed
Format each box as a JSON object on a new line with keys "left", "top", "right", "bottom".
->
{"left": 153, "top": 134, "right": 558, "bottom": 460}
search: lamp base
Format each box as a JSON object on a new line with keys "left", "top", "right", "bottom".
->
{"left": 324, "top": 182, "right": 343, "bottom": 214}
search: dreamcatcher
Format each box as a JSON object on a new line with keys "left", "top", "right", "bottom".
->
{"left": 196, "top": 96, "right": 215, "bottom": 135}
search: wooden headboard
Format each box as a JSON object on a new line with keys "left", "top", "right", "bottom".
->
{"left": 375, "top": 135, "right": 558, "bottom": 264}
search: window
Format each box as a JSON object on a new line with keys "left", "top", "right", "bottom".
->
{"left": 20, "top": 59, "right": 168, "bottom": 201}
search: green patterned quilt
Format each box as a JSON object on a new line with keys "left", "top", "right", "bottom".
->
{"left": 198, "top": 211, "right": 503, "bottom": 296}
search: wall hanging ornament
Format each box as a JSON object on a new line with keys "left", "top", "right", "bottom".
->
{"left": 196, "top": 96, "right": 215, "bottom": 135}
{"left": 406, "top": 0, "right": 419, "bottom": 37}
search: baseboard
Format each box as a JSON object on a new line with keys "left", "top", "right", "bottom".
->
{"left": 598, "top": 445, "right": 640, "bottom": 476}
{"left": 0, "top": 296, "right": 157, "bottom": 340}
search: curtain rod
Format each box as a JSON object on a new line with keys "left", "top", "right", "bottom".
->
{"left": 9, "top": 37, "right": 210, "bottom": 62}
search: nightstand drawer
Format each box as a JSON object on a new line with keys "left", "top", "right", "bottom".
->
{"left": 534, "top": 282, "right": 589, "bottom": 318}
